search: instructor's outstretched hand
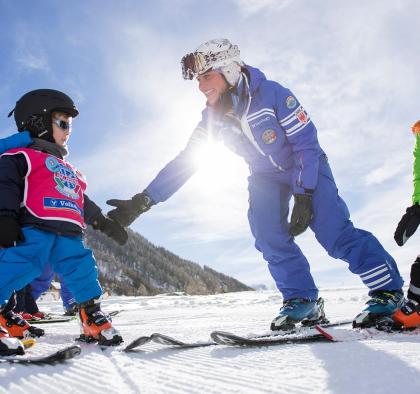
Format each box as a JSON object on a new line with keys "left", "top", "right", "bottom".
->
{"left": 107, "top": 191, "right": 155, "bottom": 227}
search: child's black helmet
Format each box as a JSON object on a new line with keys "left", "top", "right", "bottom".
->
{"left": 8, "top": 89, "right": 79, "bottom": 141}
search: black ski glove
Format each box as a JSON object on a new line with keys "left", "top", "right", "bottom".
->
{"left": 106, "top": 191, "right": 155, "bottom": 227}
{"left": 91, "top": 214, "right": 128, "bottom": 246}
{"left": 0, "top": 216, "right": 25, "bottom": 247}
{"left": 394, "top": 204, "right": 420, "bottom": 246}
{"left": 289, "top": 193, "right": 313, "bottom": 237}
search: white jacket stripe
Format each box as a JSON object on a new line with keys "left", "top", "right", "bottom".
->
{"left": 360, "top": 264, "right": 387, "bottom": 277}
{"left": 286, "top": 120, "right": 312, "bottom": 137}
{"left": 247, "top": 108, "right": 275, "bottom": 121}
{"left": 369, "top": 278, "right": 393, "bottom": 291}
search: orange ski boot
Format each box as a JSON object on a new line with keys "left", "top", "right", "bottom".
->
{"left": 0, "top": 308, "right": 44, "bottom": 339}
{"left": 77, "top": 299, "right": 122, "bottom": 346}
{"left": 393, "top": 299, "right": 420, "bottom": 329}
{"left": 0, "top": 325, "right": 25, "bottom": 356}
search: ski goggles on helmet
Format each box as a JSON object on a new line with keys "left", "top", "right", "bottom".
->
{"left": 181, "top": 46, "right": 241, "bottom": 80}
{"left": 52, "top": 117, "right": 72, "bottom": 131}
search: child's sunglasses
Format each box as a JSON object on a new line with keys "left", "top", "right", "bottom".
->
{"left": 52, "top": 118, "right": 72, "bottom": 131}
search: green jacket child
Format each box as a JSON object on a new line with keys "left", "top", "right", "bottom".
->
{"left": 393, "top": 121, "right": 420, "bottom": 328}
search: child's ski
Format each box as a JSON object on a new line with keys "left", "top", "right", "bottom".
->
{"left": 0, "top": 345, "right": 81, "bottom": 365}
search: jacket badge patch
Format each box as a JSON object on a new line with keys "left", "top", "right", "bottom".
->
{"left": 295, "top": 107, "right": 309, "bottom": 124}
{"left": 286, "top": 96, "right": 297, "bottom": 109}
{"left": 262, "top": 129, "right": 277, "bottom": 144}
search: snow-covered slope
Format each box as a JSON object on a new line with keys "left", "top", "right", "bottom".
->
{"left": 1, "top": 289, "right": 420, "bottom": 394}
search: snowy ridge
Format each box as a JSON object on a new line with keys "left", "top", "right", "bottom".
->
{"left": 1, "top": 288, "right": 420, "bottom": 394}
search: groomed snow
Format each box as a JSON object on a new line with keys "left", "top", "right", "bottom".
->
{"left": 1, "top": 288, "right": 420, "bottom": 394}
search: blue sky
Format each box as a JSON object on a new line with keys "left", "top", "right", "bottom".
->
{"left": 1, "top": 0, "right": 420, "bottom": 289}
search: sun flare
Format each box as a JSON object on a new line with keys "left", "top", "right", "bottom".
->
{"left": 191, "top": 141, "right": 247, "bottom": 195}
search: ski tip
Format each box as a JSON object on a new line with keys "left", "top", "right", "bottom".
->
{"left": 55, "top": 345, "right": 82, "bottom": 360}
{"left": 123, "top": 336, "right": 152, "bottom": 351}
{"left": 210, "top": 331, "right": 242, "bottom": 345}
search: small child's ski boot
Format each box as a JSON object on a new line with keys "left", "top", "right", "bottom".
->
{"left": 0, "top": 325, "right": 25, "bottom": 356}
{"left": 64, "top": 305, "right": 78, "bottom": 316}
{"left": 32, "top": 311, "right": 48, "bottom": 320}
{"left": 19, "top": 311, "right": 48, "bottom": 321}
{"left": 393, "top": 299, "right": 420, "bottom": 329}
{"left": 353, "top": 290, "right": 404, "bottom": 328}
{"left": 19, "top": 312, "right": 35, "bottom": 321}
{"left": 0, "top": 307, "right": 44, "bottom": 339}
{"left": 77, "top": 299, "right": 122, "bottom": 346}
{"left": 271, "top": 297, "right": 328, "bottom": 331}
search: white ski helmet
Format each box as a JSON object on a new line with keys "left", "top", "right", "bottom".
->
{"left": 181, "top": 38, "right": 244, "bottom": 86}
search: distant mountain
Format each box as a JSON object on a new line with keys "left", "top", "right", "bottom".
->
{"left": 84, "top": 228, "right": 253, "bottom": 296}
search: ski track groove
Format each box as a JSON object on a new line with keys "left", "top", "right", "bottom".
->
{"left": 103, "top": 349, "right": 144, "bottom": 393}
{"left": 125, "top": 342, "right": 328, "bottom": 394}
{"left": 73, "top": 349, "right": 138, "bottom": 393}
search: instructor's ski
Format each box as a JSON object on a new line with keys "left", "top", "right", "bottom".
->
{"left": 123, "top": 333, "right": 214, "bottom": 351}
{"left": 210, "top": 329, "right": 326, "bottom": 346}
{"left": 315, "top": 324, "right": 420, "bottom": 342}
{"left": 122, "top": 320, "right": 353, "bottom": 350}
{"left": 209, "top": 319, "right": 352, "bottom": 346}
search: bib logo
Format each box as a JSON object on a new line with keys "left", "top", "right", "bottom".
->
{"left": 45, "top": 156, "right": 80, "bottom": 200}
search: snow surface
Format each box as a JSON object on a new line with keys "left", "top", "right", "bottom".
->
{"left": 1, "top": 288, "right": 420, "bottom": 394}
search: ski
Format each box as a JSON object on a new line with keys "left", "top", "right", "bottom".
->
{"left": 0, "top": 345, "right": 81, "bottom": 365}
{"left": 27, "top": 311, "right": 118, "bottom": 324}
{"left": 148, "top": 333, "right": 214, "bottom": 348}
{"left": 209, "top": 319, "right": 353, "bottom": 346}
{"left": 122, "top": 319, "right": 353, "bottom": 350}
{"left": 315, "top": 324, "right": 420, "bottom": 342}
{"left": 27, "top": 316, "right": 76, "bottom": 324}
{"left": 211, "top": 330, "right": 328, "bottom": 346}
{"left": 123, "top": 333, "right": 214, "bottom": 351}
{"left": 123, "top": 335, "right": 152, "bottom": 351}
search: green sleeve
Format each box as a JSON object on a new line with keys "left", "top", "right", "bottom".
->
{"left": 413, "top": 133, "right": 420, "bottom": 204}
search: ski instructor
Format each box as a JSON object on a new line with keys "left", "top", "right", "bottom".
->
{"left": 107, "top": 39, "right": 403, "bottom": 329}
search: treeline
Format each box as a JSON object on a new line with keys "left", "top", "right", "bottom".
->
{"left": 84, "top": 228, "right": 253, "bottom": 296}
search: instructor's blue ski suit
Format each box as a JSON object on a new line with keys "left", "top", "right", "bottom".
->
{"left": 145, "top": 65, "right": 403, "bottom": 300}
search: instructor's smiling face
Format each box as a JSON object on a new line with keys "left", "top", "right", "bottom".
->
{"left": 197, "top": 71, "right": 229, "bottom": 106}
